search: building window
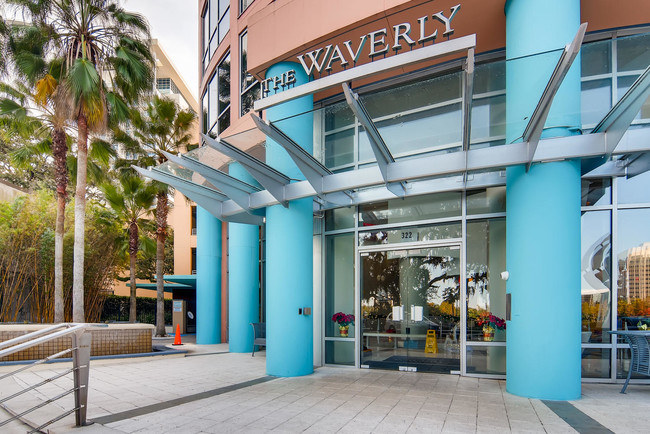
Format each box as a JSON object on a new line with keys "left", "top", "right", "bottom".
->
{"left": 240, "top": 0, "right": 254, "bottom": 14}
{"left": 202, "top": 0, "right": 230, "bottom": 71}
{"left": 240, "top": 31, "right": 260, "bottom": 116}
{"left": 191, "top": 206, "right": 197, "bottom": 235}
{"left": 203, "top": 53, "right": 231, "bottom": 135}
{"left": 191, "top": 248, "right": 197, "bottom": 275}
{"left": 156, "top": 78, "right": 180, "bottom": 94}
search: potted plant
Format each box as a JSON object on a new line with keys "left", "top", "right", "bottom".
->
{"left": 477, "top": 312, "right": 506, "bottom": 341}
{"left": 332, "top": 312, "right": 355, "bottom": 337}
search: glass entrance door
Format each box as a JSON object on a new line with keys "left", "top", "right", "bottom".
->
{"left": 360, "top": 245, "right": 461, "bottom": 372}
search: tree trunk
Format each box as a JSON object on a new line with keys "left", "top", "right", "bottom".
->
{"left": 72, "top": 114, "right": 88, "bottom": 323}
{"left": 52, "top": 127, "right": 68, "bottom": 323}
{"left": 129, "top": 221, "right": 138, "bottom": 323}
{"left": 155, "top": 191, "right": 168, "bottom": 336}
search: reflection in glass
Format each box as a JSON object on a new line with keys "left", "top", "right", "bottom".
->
{"left": 325, "top": 234, "right": 355, "bottom": 339}
{"left": 466, "top": 219, "right": 506, "bottom": 342}
{"left": 325, "top": 341, "right": 354, "bottom": 366}
{"left": 618, "top": 171, "right": 650, "bottom": 204}
{"left": 616, "top": 209, "right": 650, "bottom": 331}
{"left": 581, "top": 79, "right": 612, "bottom": 126}
{"left": 471, "top": 95, "right": 506, "bottom": 143}
{"left": 360, "top": 246, "right": 461, "bottom": 372}
{"left": 581, "top": 39, "right": 611, "bottom": 77}
{"left": 582, "top": 348, "right": 611, "bottom": 378}
{"left": 466, "top": 188, "right": 506, "bottom": 215}
{"left": 358, "top": 192, "right": 461, "bottom": 226}
{"left": 325, "top": 129, "right": 354, "bottom": 167}
{"left": 466, "top": 346, "right": 506, "bottom": 375}
{"left": 581, "top": 178, "right": 611, "bottom": 206}
{"left": 616, "top": 33, "right": 650, "bottom": 73}
{"left": 359, "top": 223, "right": 461, "bottom": 247}
{"left": 324, "top": 207, "right": 355, "bottom": 231}
{"left": 581, "top": 211, "right": 611, "bottom": 343}
{"left": 617, "top": 75, "right": 650, "bottom": 120}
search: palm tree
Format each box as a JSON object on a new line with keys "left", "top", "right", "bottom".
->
{"left": 102, "top": 174, "right": 156, "bottom": 322}
{"left": 7, "top": 0, "right": 154, "bottom": 321}
{"left": 117, "top": 95, "right": 196, "bottom": 336}
{"left": 0, "top": 21, "right": 72, "bottom": 322}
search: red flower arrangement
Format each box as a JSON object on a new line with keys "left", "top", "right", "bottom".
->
{"left": 477, "top": 312, "right": 506, "bottom": 330}
{"left": 331, "top": 312, "right": 355, "bottom": 327}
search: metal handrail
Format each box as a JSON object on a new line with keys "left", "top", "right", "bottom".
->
{"left": 0, "top": 323, "right": 102, "bottom": 431}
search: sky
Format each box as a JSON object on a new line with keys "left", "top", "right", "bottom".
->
{"left": 123, "top": 0, "right": 199, "bottom": 100}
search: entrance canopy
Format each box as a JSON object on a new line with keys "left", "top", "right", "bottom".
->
{"left": 137, "top": 30, "right": 650, "bottom": 224}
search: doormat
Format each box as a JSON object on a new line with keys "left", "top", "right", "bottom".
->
{"left": 365, "top": 355, "right": 461, "bottom": 373}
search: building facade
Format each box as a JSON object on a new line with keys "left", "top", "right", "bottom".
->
{"left": 141, "top": 0, "right": 650, "bottom": 400}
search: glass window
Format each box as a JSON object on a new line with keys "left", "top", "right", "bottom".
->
{"left": 466, "top": 187, "right": 506, "bottom": 215}
{"left": 618, "top": 171, "right": 650, "bottom": 204}
{"left": 358, "top": 192, "right": 461, "bottom": 227}
{"left": 325, "top": 207, "right": 355, "bottom": 231}
{"left": 581, "top": 211, "right": 611, "bottom": 343}
{"left": 201, "top": 92, "right": 208, "bottom": 134}
{"left": 205, "top": 53, "right": 231, "bottom": 134}
{"left": 473, "top": 61, "right": 505, "bottom": 95}
{"left": 582, "top": 178, "right": 611, "bottom": 206}
{"left": 581, "top": 39, "right": 611, "bottom": 77}
{"left": 582, "top": 348, "right": 611, "bottom": 378}
{"left": 204, "top": 0, "right": 230, "bottom": 67}
{"left": 471, "top": 95, "right": 506, "bottom": 143}
{"left": 466, "top": 219, "right": 506, "bottom": 343}
{"left": 616, "top": 209, "right": 650, "bottom": 332}
{"left": 325, "top": 129, "right": 354, "bottom": 167}
{"left": 617, "top": 75, "right": 650, "bottom": 120}
{"left": 325, "top": 234, "right": 355, "bottom": 340}
{"left": 581, "top": 79, "right": 612, "bottom": 126}
{"left": 240, "top": 0, "right": 254, "bottom": 14}
{"left": 466, "top": 346, "right": 506, "bottom": 375}
{"left": 616, "top": 33, "right": 650, "bottom": 73}
{"left": 325, "top": 341, "right": 354, "bottom": 366}
{"left": 240, "top": 32, "right": 260, "bottom": 116}
{"left": 359, "top": 223, "right": 462, "bottom": 246}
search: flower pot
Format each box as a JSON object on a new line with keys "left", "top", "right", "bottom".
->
{"left": 483, "top": 325, "right": 495, "bottom": 342}
{"left": 339, "top": 325, "right": 350, "bottom": 337}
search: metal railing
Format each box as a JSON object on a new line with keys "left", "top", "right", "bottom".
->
{"left": 0, "top": 323, "right": 102, "bottom": 433}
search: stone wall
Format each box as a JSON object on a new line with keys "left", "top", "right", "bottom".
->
{"left": 0, "top": 324, "right": 154, "bottom": 362}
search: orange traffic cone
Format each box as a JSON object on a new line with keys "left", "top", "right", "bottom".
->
{"left": 172, "top": 324, "right": 182, "bottom": 346}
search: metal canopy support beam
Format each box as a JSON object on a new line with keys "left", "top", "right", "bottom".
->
{"left": 522, "top": 22, "right": 588, "bottom": 172}
{"left": 202, "top": 133, "right": 291, "bottom": 207}
{"left": 462, "top": 48, "right": 475, "bottom": 183}
{"left": 161, "top": 150, "right": 260, "bottom": 212}
{"left": 254, "top": 34, "right": 477, "bottom": 112}
{"left": 342, "top": 82, "right": 405, "bottom": 197}
{"left": 592, "top": 64, "right": 650, "bottom": 155}
{"left": 188, "top": 128, "right": 650, "bottom": 221}
{"left": 134, "top": 166, "right": 263, "bottom": 225}
{"left": 251, "top": 115, "right": 331, "bottom": 193}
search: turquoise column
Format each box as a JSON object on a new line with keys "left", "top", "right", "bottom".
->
{"left": 227, "top": 162, "right": 260, "bottom": 353}
{"left": 265, "top": 61, "right": 313, "bottom": 377}
{"left": 196, "top": 206, "right": 222, "bottom": 344}
{"left": 505, "top": 0, "right": 582, "bottom": 399}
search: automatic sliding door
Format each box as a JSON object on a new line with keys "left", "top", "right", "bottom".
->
{"left": 360, "top": 245, "right": 461, "bottom": 372}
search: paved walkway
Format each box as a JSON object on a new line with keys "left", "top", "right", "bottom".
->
{"left": 0, "top": 343, "right": 649, "bottom": 433}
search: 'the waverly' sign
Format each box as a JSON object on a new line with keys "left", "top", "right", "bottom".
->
{"left": 262, "top": 4, "right": 461, "bottom": 95}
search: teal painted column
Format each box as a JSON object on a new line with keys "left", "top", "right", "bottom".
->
{"left": 196, "top": 206, "right": 222, "bottom": 344}
{"left": 505, "top": 0, "right": 582, "bottom": 400}
{"left": 265, "top": 62, "right": 314, "bottom": 377}
{"left": 227, "top": 163, "right": 260, "bottom": 353}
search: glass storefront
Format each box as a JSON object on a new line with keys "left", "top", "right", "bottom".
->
{"left": 315, "top": 31, "right": 650, "bottom": 381}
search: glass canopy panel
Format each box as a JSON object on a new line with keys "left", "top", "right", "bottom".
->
{"left": 156, "top": 161, "right": 219, "bottom": 192}
{"left": 184, "top": 143, "right": 233, "bottom": 172}
{"left": 505, "top": 48, "right": 564, "bottom": 142}
{"left": 220, "top": 126, "right": 267, "bottom": 155}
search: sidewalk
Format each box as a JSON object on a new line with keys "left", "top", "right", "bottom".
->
{"left": 0, "top": 343, "right": 648, "bottom": 433}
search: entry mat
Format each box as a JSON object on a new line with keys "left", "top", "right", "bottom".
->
{"left": 365, "top": 355, "right": 462, "bottom": 373}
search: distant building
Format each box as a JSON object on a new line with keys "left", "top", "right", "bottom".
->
{"left": 626, "top": 243, "right": 650, "bottom": 300}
